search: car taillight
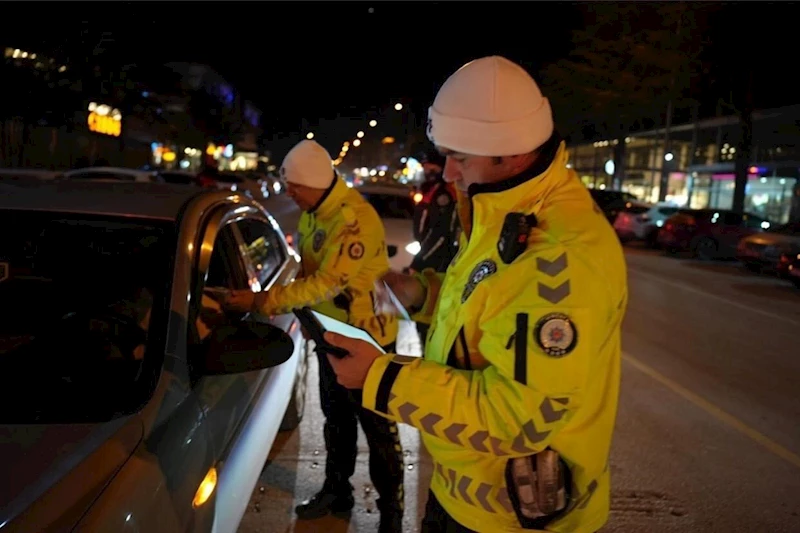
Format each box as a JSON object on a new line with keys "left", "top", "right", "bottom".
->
{"left": 665, "top": 222, "right": 673, "bottom": 231}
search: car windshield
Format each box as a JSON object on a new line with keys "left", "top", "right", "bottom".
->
{"left": 0, "top": 210, "right": 175, "bottom": 423}
{"left": 361, "top": 192, "right": 415, "bottom": 219}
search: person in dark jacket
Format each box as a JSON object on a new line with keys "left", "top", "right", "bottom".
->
{"left": 409, "top": 149, "right": 459, "bottom": 274}
{"left": 409, "top": 149, "right": 460, "bottom": 348}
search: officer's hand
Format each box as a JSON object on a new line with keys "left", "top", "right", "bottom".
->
{"left": 324, "top": 332, "right": 383, "bottom": 389}
{"left": 382, "top": 271, "right": 425, "bottom": 310}
{"left": 221, "top": 289, "right": 256, "bottom": 312}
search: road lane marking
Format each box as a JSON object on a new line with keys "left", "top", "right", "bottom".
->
{"left": 627, "top": 266, "right": 800, "bottom": 327}
{"left": 622, "top": 352, "right": 800, "bottom": 470}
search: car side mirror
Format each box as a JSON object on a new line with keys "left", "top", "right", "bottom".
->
{"left": 199, "top": 321, "right": 295, "bottom": 376}
{"left": 387, "top": 245, "right": 398, "bottom": 258}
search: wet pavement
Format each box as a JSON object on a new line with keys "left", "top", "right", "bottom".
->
{"left": 244, "top": 196, "right": 800, "bottom": 533}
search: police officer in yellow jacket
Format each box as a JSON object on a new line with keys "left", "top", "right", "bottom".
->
{"left": 322, "top": 56, "right": 628, "bottom": 533}
{"left": 221, "top": 139, "right": 405, "bottom": 532}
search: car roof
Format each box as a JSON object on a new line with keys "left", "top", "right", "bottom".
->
{"left": 63, "top": 166, "right": 155, "bottom": 179}
{"left": 0, "top": 180, "right": 210, "bottom": 221}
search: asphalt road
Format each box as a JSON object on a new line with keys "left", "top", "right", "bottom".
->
{"left": 242, "top": 196, "right": 800, "bottom": 532}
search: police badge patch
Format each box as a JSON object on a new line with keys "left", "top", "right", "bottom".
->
{"left": 312, "top": 229, "right": 326, "bottom": 252}
{"left": 461, "top": 259, "right": 498, "bottom": 303}
{"left": 534, "top": 313, "right": 577, "bottom": 358}
{"left": 348, "top": 241, "right": 365, "bottom": 260}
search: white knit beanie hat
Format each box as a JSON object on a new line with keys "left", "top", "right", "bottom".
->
{"left": 427, "top": 56, "right": 554, "bottom": 157}
{"left": 280, "top": 140, "right": 335, "bottom": 188}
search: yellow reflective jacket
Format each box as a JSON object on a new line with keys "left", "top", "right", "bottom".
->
{"left": 255, "top": 176, "right": 398, "bottom": 347}
{"left": 362, "top": 140, "right": 627, "bottom": 532}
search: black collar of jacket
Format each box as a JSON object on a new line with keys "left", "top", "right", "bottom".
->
{"left": 467, "top": 131, "right": 562, "bottom": 198}
{"left": 308, "top": 170, "right": 338, "bottom": 213}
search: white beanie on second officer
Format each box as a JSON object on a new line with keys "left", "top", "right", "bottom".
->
{"left": 280, "top": 140, "right": 335, "bottom": 189}
{"left": 427, "top": 56, "right": 554, "bottom": 157}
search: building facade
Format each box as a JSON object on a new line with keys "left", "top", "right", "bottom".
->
{"left": 567, "top": 105, "right": 800, "bottom": 223}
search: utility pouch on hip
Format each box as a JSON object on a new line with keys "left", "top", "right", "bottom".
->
{"left": 505, "top": 449, "right": 572, "bottom": 530}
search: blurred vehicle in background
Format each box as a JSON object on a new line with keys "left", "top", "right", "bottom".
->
{"left": 218, "top": 172, "right": 269, "bottom": 199}
{"left": 589, "top": 189, "right": 640, "bottom": 224}
{"left": 779, "top": 249, "right": 800, "bottom": 288}
{"left": 613, "top": 201, "right": 681, "bottom": 247}
{"left": 658, "top": 208, "right": 769, "bottom": 259}
{"left": 0, "top": 180, "right": 308, "bottom": 533}
{"left": 0, "top": 168, "right": 63, "bottom": 183}
{"left": 736, "top": 222, "right": 800, "bottom": 273}
{"left": 62, "top": 167, "right": 161, "bottom": 183}
{"left": 158, "top": 170, "right": 217, "bottom": 188}
{"left": 357, "top": 184, "right": 416, "bottom": 272}
{"left": 245, "top": 171, "right": 282, "bottom": 196}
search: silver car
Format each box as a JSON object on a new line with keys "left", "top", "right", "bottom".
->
{"left": 0, "top": 181, "right": 309, "bottom": 533}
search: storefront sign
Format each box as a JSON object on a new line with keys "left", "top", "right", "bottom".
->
{"left": 87, "top": 102, "right": 122, "bottom": 137}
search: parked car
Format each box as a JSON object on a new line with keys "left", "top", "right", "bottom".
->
{"left": 0, "top": 180, "right": 308, "bottom": 533}
{"left": 613, "top": 201, "right": 681, "bottom": 246}
{"left": 658, "top": 208, "right": 769, "bottom": 259}
{"left": 215, "top": 172, "right": 269, "bottom": 200}
{"left": 62, "top": 166, "right": 161, "bottom": 183}
{"left": 0, "top": 168, "right": 63, "bottom": 183}
{"left": 358, "top": 184, "right": 417, "bottom": 271}
{"left": 158, "top": 170, "right": 217, "bottom": 189}
{"left": 782, "top": 250, "right": 800, "bottom": 288}
{"left": 588, "top": 189, "right": 639, "bottom": 224}
{"left": 736, "top": 222, "right": 800, "bottom": 273}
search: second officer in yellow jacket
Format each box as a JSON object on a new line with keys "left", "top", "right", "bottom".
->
{"left": 323, "top": 57, "right": 628, "bottom": 533}
{"left": 221, "top": 139, "right": 404, "bottom": 532}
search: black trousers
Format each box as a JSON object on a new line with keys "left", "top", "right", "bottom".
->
{"left": 421, "top": 491, "right": 477, "bottom": 533}
{"left": 316, "top": 342, "right": 405, "bottom": 513}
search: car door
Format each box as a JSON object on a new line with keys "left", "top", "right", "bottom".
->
{"left": 193, "top": 209, "right": 304, "bottom": 532}
{"left": 189, "top": 208, "right": 269, "bottom": 463}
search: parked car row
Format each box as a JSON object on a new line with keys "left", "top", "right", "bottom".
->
{"left": 0, "top": 167, "right": 283, "bottom": 201}
{"left": 595, "top": 187, "right": 800, "bottom": 289}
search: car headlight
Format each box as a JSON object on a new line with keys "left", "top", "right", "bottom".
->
{"left": 406, "top": 241, "right": 421, "bottom": 255}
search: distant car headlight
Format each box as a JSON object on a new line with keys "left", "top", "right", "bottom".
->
{"left": 406, "top": 241, "right": 421, "bottom": 255}
{"left": 273, "top": 182, "right": 281, "bottom": 193}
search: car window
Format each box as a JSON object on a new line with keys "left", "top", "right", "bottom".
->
{"left": 362, "top": 193, "right": 415, "bottom": 219}
{"left": 0, "top": 210, "right": 174, "bottom": 423}
{"left": 657, "top": 207, "right": 680, "bottom": 216}
{"left": 622, "top": 204, "right": 650, "bottom": 215}
{"left": 722, "top": 212, "right": 744, "bottom": 226}
{"left": 67, "top": 171, "right": 137, "bottom": 181}
{"left": 741, "top": 213, "right": 768, "bottom": 229}
{"left": 191, "top": 223, "right": 249, "bottom": 346}
{"left": 159, "top": 172, "right": 196, "bottom": 185}
{"left": 235, "top": 218, "right": 286, "bottom": 287}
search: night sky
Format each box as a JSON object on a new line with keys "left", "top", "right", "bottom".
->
{"left": 8, "top": 1, "right": 800, "bottom": 157}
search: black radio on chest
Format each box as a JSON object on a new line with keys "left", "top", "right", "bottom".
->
{"left": 498, "top": 212, "right": 538, "bottom": 265}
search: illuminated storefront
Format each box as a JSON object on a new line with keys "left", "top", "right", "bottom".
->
{"left": 87, "top": 102, "right": 122, "bottom": 137}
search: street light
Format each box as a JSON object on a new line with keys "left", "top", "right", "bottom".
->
{"left": 664, "top": 152, "right": 674, "bottom": 162}
{"left": 353, "top": 139, "right": 361, "bottom": 147}
{"left": 357, "top": 131, "right": 365, "bottom": 138}
{"left": 369, "top": 120, "right": 377, "bottom": 127}
{"left": 394, "top": 103, "right": 403, "bottom": 111}
{"left": 306, "top": 132, "right": 314, "bottom": 140}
